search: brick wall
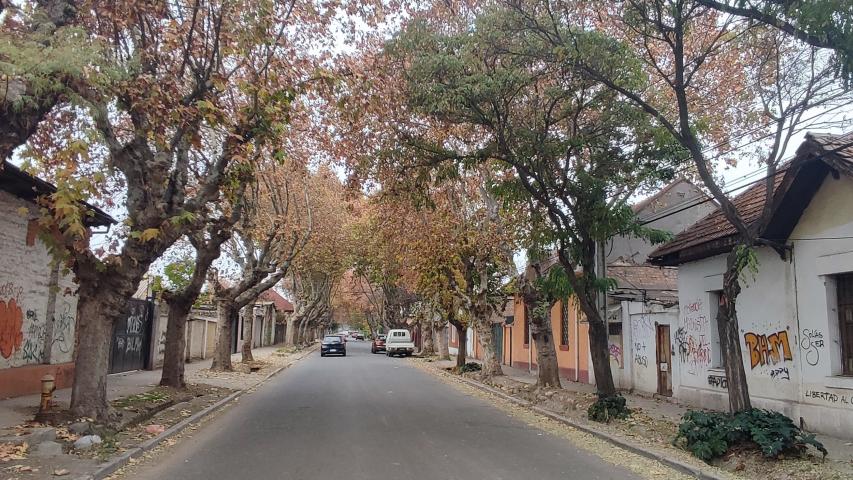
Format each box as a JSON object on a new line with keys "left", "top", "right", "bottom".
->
{"left": 0, "top": 190, "right": 78, "bottom": 371}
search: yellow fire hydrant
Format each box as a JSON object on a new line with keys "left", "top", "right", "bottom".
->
{"left": 39, "top": 374, "right": 56, "bottom": 413}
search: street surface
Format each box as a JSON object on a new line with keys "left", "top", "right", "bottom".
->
{"left": 129, "top": 341, "right": 643, "bottom": 479}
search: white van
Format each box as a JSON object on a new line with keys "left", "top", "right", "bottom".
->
{"left": 385, "top": 329, "right": 415, "bottom": 357}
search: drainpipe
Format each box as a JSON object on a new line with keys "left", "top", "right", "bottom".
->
{"left": 791, "top": 243, "right": 805, "bottom": 429}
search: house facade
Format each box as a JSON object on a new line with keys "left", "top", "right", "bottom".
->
{"left": 0, "top": 162, "right": 113, "bottom": 397}
{"left": 649, "top": 132, "right": 853, "bottom": 439}
{"left": 495, "top": 179, "right": 712, "bottom": 390}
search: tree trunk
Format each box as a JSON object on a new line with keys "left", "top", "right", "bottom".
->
{"left": 420, "top": 317, "right": 435, "bottom": 356}
{"left": 160, "top": 299, "right": 192, "bottom": 388}
{"left": 719, "top": 249, "right": 752, "bottom": 412}
{"left": 530, "top": 312, "right": 561, "bottom": 388}
{"left": 241, "top": 306, "right": 254, "bottom": 363}
{"left": 474, "top": 319, "right": 502, "bottom": 378}
{"left": 284, "top": 316, "right": 297, "bottom": 346}
{"left": 437, "top": 323, "right": 450, "bottom": 360}
{"left": 454, "top": 323, "right": 467, "bottom": 368}
{"left": 587, "top": 316, "right": 616, "bottom": 394}
{"left": 211, "top": 300, "right": 236, "bottom": 371}
{"left": 69, "top": 290, "right": 121, "bottom": 421}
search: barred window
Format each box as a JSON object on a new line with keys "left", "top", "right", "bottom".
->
{"left": 560, "top": 299, "right": 569, "bottom": 346}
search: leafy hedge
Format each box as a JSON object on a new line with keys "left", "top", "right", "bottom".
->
{"left": 588, "top": 394, "right": 631, "bottom": 423}
{"left": 674, "top": 409, "right": 827, "bottom": 462}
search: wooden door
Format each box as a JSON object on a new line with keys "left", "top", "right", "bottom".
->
{"left": 656, "top": 325, "right": 672, "bottom": 396}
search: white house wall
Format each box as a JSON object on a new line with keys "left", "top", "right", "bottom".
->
{"left": 619, "top": 301, "right": 680, "bottom": 395}
{"left": 789, "top": 174, "right": 853, "bottom": 436}
{"left": 675, "top": 247, "right": 798, "bottom": 414}
{"left": 673, "top": 173, "right": 853, "bottom": 439}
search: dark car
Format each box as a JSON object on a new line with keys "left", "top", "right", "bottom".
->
{"left": 371, "top": 334, "right": 387, "bottom": 354}
{"left": 321, "top": 335, "right": 347, "bottom": 357}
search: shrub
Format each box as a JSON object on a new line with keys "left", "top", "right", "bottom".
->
{"left": 674, "top": 409, "right": 827, "bottom": 462}
{"left": 459, "top": 362, "right": 482, "bottom": 373}
{"left": 587, "top": 394, "right": 631, "bottom": 423}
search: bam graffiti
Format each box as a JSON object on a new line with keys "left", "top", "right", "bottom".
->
{"left": 744, "top": 330, "right": 792, "bottom": 369}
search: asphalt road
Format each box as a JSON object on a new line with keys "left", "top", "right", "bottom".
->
{"left": 130, "top": 340, "right": 642, "bottom": 480}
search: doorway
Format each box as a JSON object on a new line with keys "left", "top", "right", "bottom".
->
{"left": 656, "top": 324, "right": 673, "bottom": 396}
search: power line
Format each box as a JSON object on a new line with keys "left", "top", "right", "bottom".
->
{"left": 639, "top": 138, "right": 853, "bottom": 227}
{"left": 639, "top": 167, "right": 790, "bottom": 226}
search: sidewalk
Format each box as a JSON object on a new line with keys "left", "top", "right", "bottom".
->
{"left": 436, "top": 358, "right": 853, "bottom": 465}
{"left": 0, "top": 345, "right": 288, "bottom": 433}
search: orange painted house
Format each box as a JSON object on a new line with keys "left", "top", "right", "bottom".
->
{"left": 501, "top": 295, "right": 591, "bottom": 383}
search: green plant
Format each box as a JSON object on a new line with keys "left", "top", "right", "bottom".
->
{"left": 673, "top": 410, "right": 734, "bottom": 461}
{"left": 587, "top": 394, "right": 631, "bottom": 423}
{"left": 458, "top": 362, "right": 482, "bottom": 373}
{"left": 674, "top": 409, "right": 827, "bottom": 462}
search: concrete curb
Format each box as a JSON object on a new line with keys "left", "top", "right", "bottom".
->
{"left": 445, "top": 372, "right": 726, "bottom": 480}
{"left": 77, "top": 345, "right": 318, "bottom": 480}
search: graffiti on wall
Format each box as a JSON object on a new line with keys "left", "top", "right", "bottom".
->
{"left": 805, "top": 390, "right": 853, "bottom": 407}
{"left": 744, "top": 330, "right": 792, "bottom": 369}
{"left": 21, "top": 310, "right": 46, "bottom": 363}
{"left": 633, "top": 341, "right": 648, "bottom": 368}
{"left": 631, "top": 314, "right": 653, "bottom": 336}
{"left": 676, "top": 327, "right": 711, "bottom": 374}
{"left": 707, "top": 374, "right": 728, "bottom": 389}
{"left": 770, "top": 366, "right": 790, "bottom": 380}
{"left": 158, "top": 331, "right": 166, "bottom": 355}
{"left": 677, "top": 299, "right": 713, "bottom": 375}
{"left": 0, "top": 282, "right": 24, "bottom": 359}
{"left": 608, "top": 343, "right": 623, "bottom": 367}
{"left": 800, "top": 329, "right": 824, "bottom": 367}
{"left": 52, "top": 301, "right": 73, "bottom": 354}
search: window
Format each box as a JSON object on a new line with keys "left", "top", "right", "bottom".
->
{"left": 708, "top": 291, "right": 724, "bottom": 369}
{"left": 523, "top": 303, "right": 530, "bottom": 345}
{"left": 560, "top": 299, "right": 569, "bottom": 346}
{"left": 837, "top": 273, "right": 853, "bottom": 375}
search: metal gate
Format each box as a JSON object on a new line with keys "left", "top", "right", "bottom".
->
{"left": 110, "top": 299, "right": 153, "bottom": 373}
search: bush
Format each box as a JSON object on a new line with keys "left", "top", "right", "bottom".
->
{"left": 458, "top": 362, "right": 482, "bottom": 373}
{"left": 587, "top": 394, "right": 631, "bottom": 423}
{"left": 674, "top": 409, "right": 827, "bottom": 462}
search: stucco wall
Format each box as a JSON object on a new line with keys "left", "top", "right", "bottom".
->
{"left": 0, "top": 190, "right": 78, "bottom": 370}
{"left": 789, "top": 174, "right": 853, "bottom": 435}
{"left": 675, "top": 246, "right": 797, "bottom": 413}
{"left": 618, "top": 300, "right": 680, "bottom": 395}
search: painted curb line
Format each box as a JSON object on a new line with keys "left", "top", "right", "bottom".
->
{"left": 446, "top": 372, "right": 726, "bottom": 480}
{"left": 77, "top": 344, "right": 318, "bottom": 480}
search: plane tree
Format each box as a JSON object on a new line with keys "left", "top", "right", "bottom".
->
{"left": 501, "top": 0, "right": 853, "bottom": 411}
{"left": 386, "top": 9, "right": 678, "bottom": 394}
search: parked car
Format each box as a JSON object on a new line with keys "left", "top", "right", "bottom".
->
{"left": 371, "top": 334, "right": 387, "bottom": 354}
{"left": 385, "top": 329, "right": 415, "bottom": 357}
{"left": 321, "top": 335, "right": 346, "bottom": 357}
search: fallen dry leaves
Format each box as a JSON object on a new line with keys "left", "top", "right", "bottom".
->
{"left": 0, "top": 442, "right": 28, "bottom": 462}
